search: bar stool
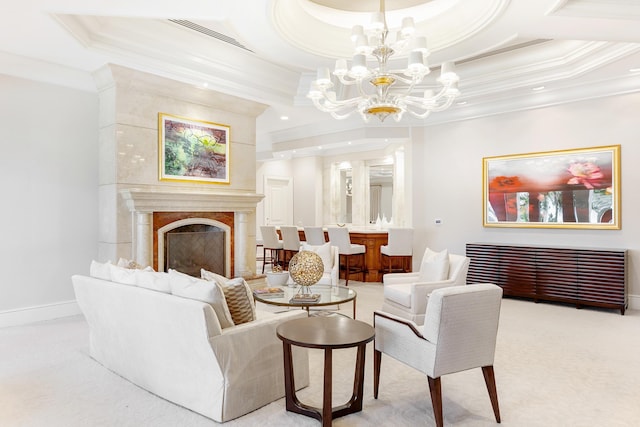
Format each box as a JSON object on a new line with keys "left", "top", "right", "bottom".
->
{"left": 380, "top": 227, "right": 413, "bottom": 275}
{"left": 328, "top": 227, "right": 366, "bottom": 286}
{"left": 303, "top": 226, "right": 326, "bottom": 245}
{"left": 260, "top": 226, "right": 284, "bottom": 273}
{"left": 280, "top": 226, "right": 301, "bottom": 269}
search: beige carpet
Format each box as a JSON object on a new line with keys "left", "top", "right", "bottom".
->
{"left": 1, "top": 281, "right": 639, "bottom": 426}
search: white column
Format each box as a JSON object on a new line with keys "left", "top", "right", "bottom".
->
{"left": 234, "top": 211, "right": 251, "bottom": 278}
{"left": 135, "top": 212, "right": 152, "bottom": 267}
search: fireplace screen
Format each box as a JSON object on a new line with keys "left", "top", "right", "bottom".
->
{"left": 165, "top": 224, "right": 225, "bottom": 277}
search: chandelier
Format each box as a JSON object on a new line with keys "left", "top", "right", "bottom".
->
{"left": 307, "top": 0, "right": 460, "bottom": 123}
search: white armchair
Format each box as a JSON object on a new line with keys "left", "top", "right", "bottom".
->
{"left": 382, "top": 248, "right": 470, "bottom": 324}
{"left": 374, "top": 284, "right": 503, "bottom": 427}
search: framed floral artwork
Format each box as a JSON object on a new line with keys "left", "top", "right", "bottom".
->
{"left": 483, "top": 145, "right": 620, "bottom": 229}
{"left": 159, "top": 113, "right": 230, "bottom": 184}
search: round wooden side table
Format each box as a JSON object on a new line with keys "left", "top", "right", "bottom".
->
{"left": 276, "top": 316, "right": 375, "bottom": 426}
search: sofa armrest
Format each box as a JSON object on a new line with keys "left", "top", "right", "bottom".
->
{"left": 383, "top": 272, "right": 421, "bottom": 286}
{"left": 210, "top": 309, "right": 308, "bottom": 381}
{"left": 409, "top": 279, "right": 457, "bottom": 316}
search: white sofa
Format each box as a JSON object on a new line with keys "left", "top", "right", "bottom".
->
{"left": 72, "top": 272, "right": 309, "bottom": 423}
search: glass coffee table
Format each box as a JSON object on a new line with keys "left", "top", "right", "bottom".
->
{"left": 253, "top": 284, "right": 357, "bottom": 318}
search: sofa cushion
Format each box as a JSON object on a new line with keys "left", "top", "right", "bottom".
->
{"left": 89, "top": 260, "right": 112, "bottom": 280}
{"left": 300, "top": 242, "right": 332, "bottom": 273}
{"left": 169, "top": 269, "right": 234, "bottom": 328}
{"left": 384, "top": 283, "right": 413, "bottom": 308}
{"left": 219, "top": 278, "right": 256, "bottom": 325}
{"left": 109, "top": 264, "right": 139, "bottom": 285}
{"left": 418, "top": 249, "right": 450, "bottom": 282}
{"left": 136, "top": 270, "right": 171, "bottom": 293}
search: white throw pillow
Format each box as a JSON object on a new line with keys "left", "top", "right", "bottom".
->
{"left": 136, "top": 270, "right": 171, "bottom": 293}
{"left": 89, "top": 260, "right": 112, "bottom": 280}
{"left": 169, "top": 269, "right": 234, "bottom": 328}
{"left": 418, "top": 249, "right": 450, "bottom": 282}
{"left": 300, "top": 242, "right": 333, "bottom": 273}
{"left": 108, "top": 264, "right": 139, "bottom": 285}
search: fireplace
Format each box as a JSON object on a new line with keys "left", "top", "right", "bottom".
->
{"left": 120, "top": 188, "right": 263, "bottom": 278}
{"left": 164, "top": 224, "right": 225, "bottom": 277}
{"left": 154, "top": 211, "right": 233, "bottom": 276}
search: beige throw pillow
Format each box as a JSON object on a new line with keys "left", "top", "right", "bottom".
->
{"left": 219, "top": 278, "right": 256, "bottom": 325}
{"left": 418, "top": 249, "right": 450, "bottom": 282}
{"left": 89, "top": 260, "right": 112, "bottom": 280}
{"left": 169, "top": 269, "right": 234, "bottom": 328}
{"left": 201, "top": 269, "right": 256, "bottom": 326}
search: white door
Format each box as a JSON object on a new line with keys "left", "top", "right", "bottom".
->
{"left": 264, "top": 176, "right": 293, "bottom": 226}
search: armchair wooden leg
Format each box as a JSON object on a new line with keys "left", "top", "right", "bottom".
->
{"left": 482, "top": 365, "right": 501, "bottom": 423}
{"left": 373, "top": 349, "right": 381, "bottom": 399}
{"left": 427, "top": 376, "right": 443, "bottom": 427}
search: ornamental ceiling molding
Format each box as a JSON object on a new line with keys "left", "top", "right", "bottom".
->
{"left": 271, "top": 0, "right": 510, "bottom": 60}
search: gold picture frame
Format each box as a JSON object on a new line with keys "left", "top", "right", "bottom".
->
{"left": 483, "top": 145, "right": 621, "bottom": 229}
{"left": 158, "top": 113, "right": 230, "bottom": 184}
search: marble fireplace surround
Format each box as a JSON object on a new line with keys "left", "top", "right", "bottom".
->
{"left": 120, "top": 188, "right": 264, "bottom": 278}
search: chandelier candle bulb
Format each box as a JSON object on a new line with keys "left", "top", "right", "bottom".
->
{"left": 370, "top": 12, "right": 385, "bottom": 32}
{"left": 411, "top": 36, "right": 429, "bottom": 54}
{"left": 354, "top": 35, "right": 368, "bottom": 53}
{"left": 401, "top": 17, "right": 415, "bottom": 36}
{"left": 408, "top": 51, "right": 425, "bottom": 74}
{"left": 350, "top": 54, "right": 369, "bottom": 77}
{"left": 439, "top": 62, "right": 459, "bottom": 83}
{"left": 316, "top": 68, "right": 331, "bottom": 86}
{"left": 351, "top": 25, "right": 364, "bottom": 41}
{"left": 335, "top": 59, "right": 348, "bottom": 75}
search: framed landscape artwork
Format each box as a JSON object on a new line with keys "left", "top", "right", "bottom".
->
{"left": 483, "top": 145, "right": 620, "bottom": 229}
{"left": 159, "top": 113, "right": 230, "bottom": 184}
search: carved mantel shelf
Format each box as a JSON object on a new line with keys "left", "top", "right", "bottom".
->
{"left": 120, "top": 188, "right": 264, "bottom": 213}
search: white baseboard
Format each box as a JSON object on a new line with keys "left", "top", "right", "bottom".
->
{"left": 627, "top": 294, "right": 640, "bottom": 312}
{"left": 0, "top": 300, "right": 81, "bottom": 329}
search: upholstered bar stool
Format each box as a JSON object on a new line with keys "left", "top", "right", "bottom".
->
{"left": 304, "top": 226, "right": 326, "bottom": 245}
{"left": 328, "top": 227, "right": 366, "bottom": 286}
{"left": 259, "top": 226, "right": 284, "bottom": 274}
{"left": 380, "top": 228, "right": 414, "bottom": 275}
{"left": 280, "top": 226, "right": 301, "bottom": 270}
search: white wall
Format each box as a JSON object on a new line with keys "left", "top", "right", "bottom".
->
{"left": 412, "top": 92, "right": 640, "bottom": 307}
{"left": 0, "top": 74, "right": 99, "bottom": 326}
{"left": 292, "top": 156, "right": 323, "bottom": 227}
{"left": 255, "top": 156, "right": 323, "bottom": 231}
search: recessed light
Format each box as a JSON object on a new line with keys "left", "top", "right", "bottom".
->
{"left": 280, "top": 116, "right": 289, "bottom": 120}
{"left": 347, "top": 141, "right": 352, "bottom": 145}
{"left": 630, "top": 68, "right": 640, "bottom": 73}
{"left": 203, "top": 82, "right": 209, "bottom": 88}
{"left": 532, "top": 86, "right": 545, "bottom": 91}
{"left": 317, "top": 146, "right": 323, "bottom": 150}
